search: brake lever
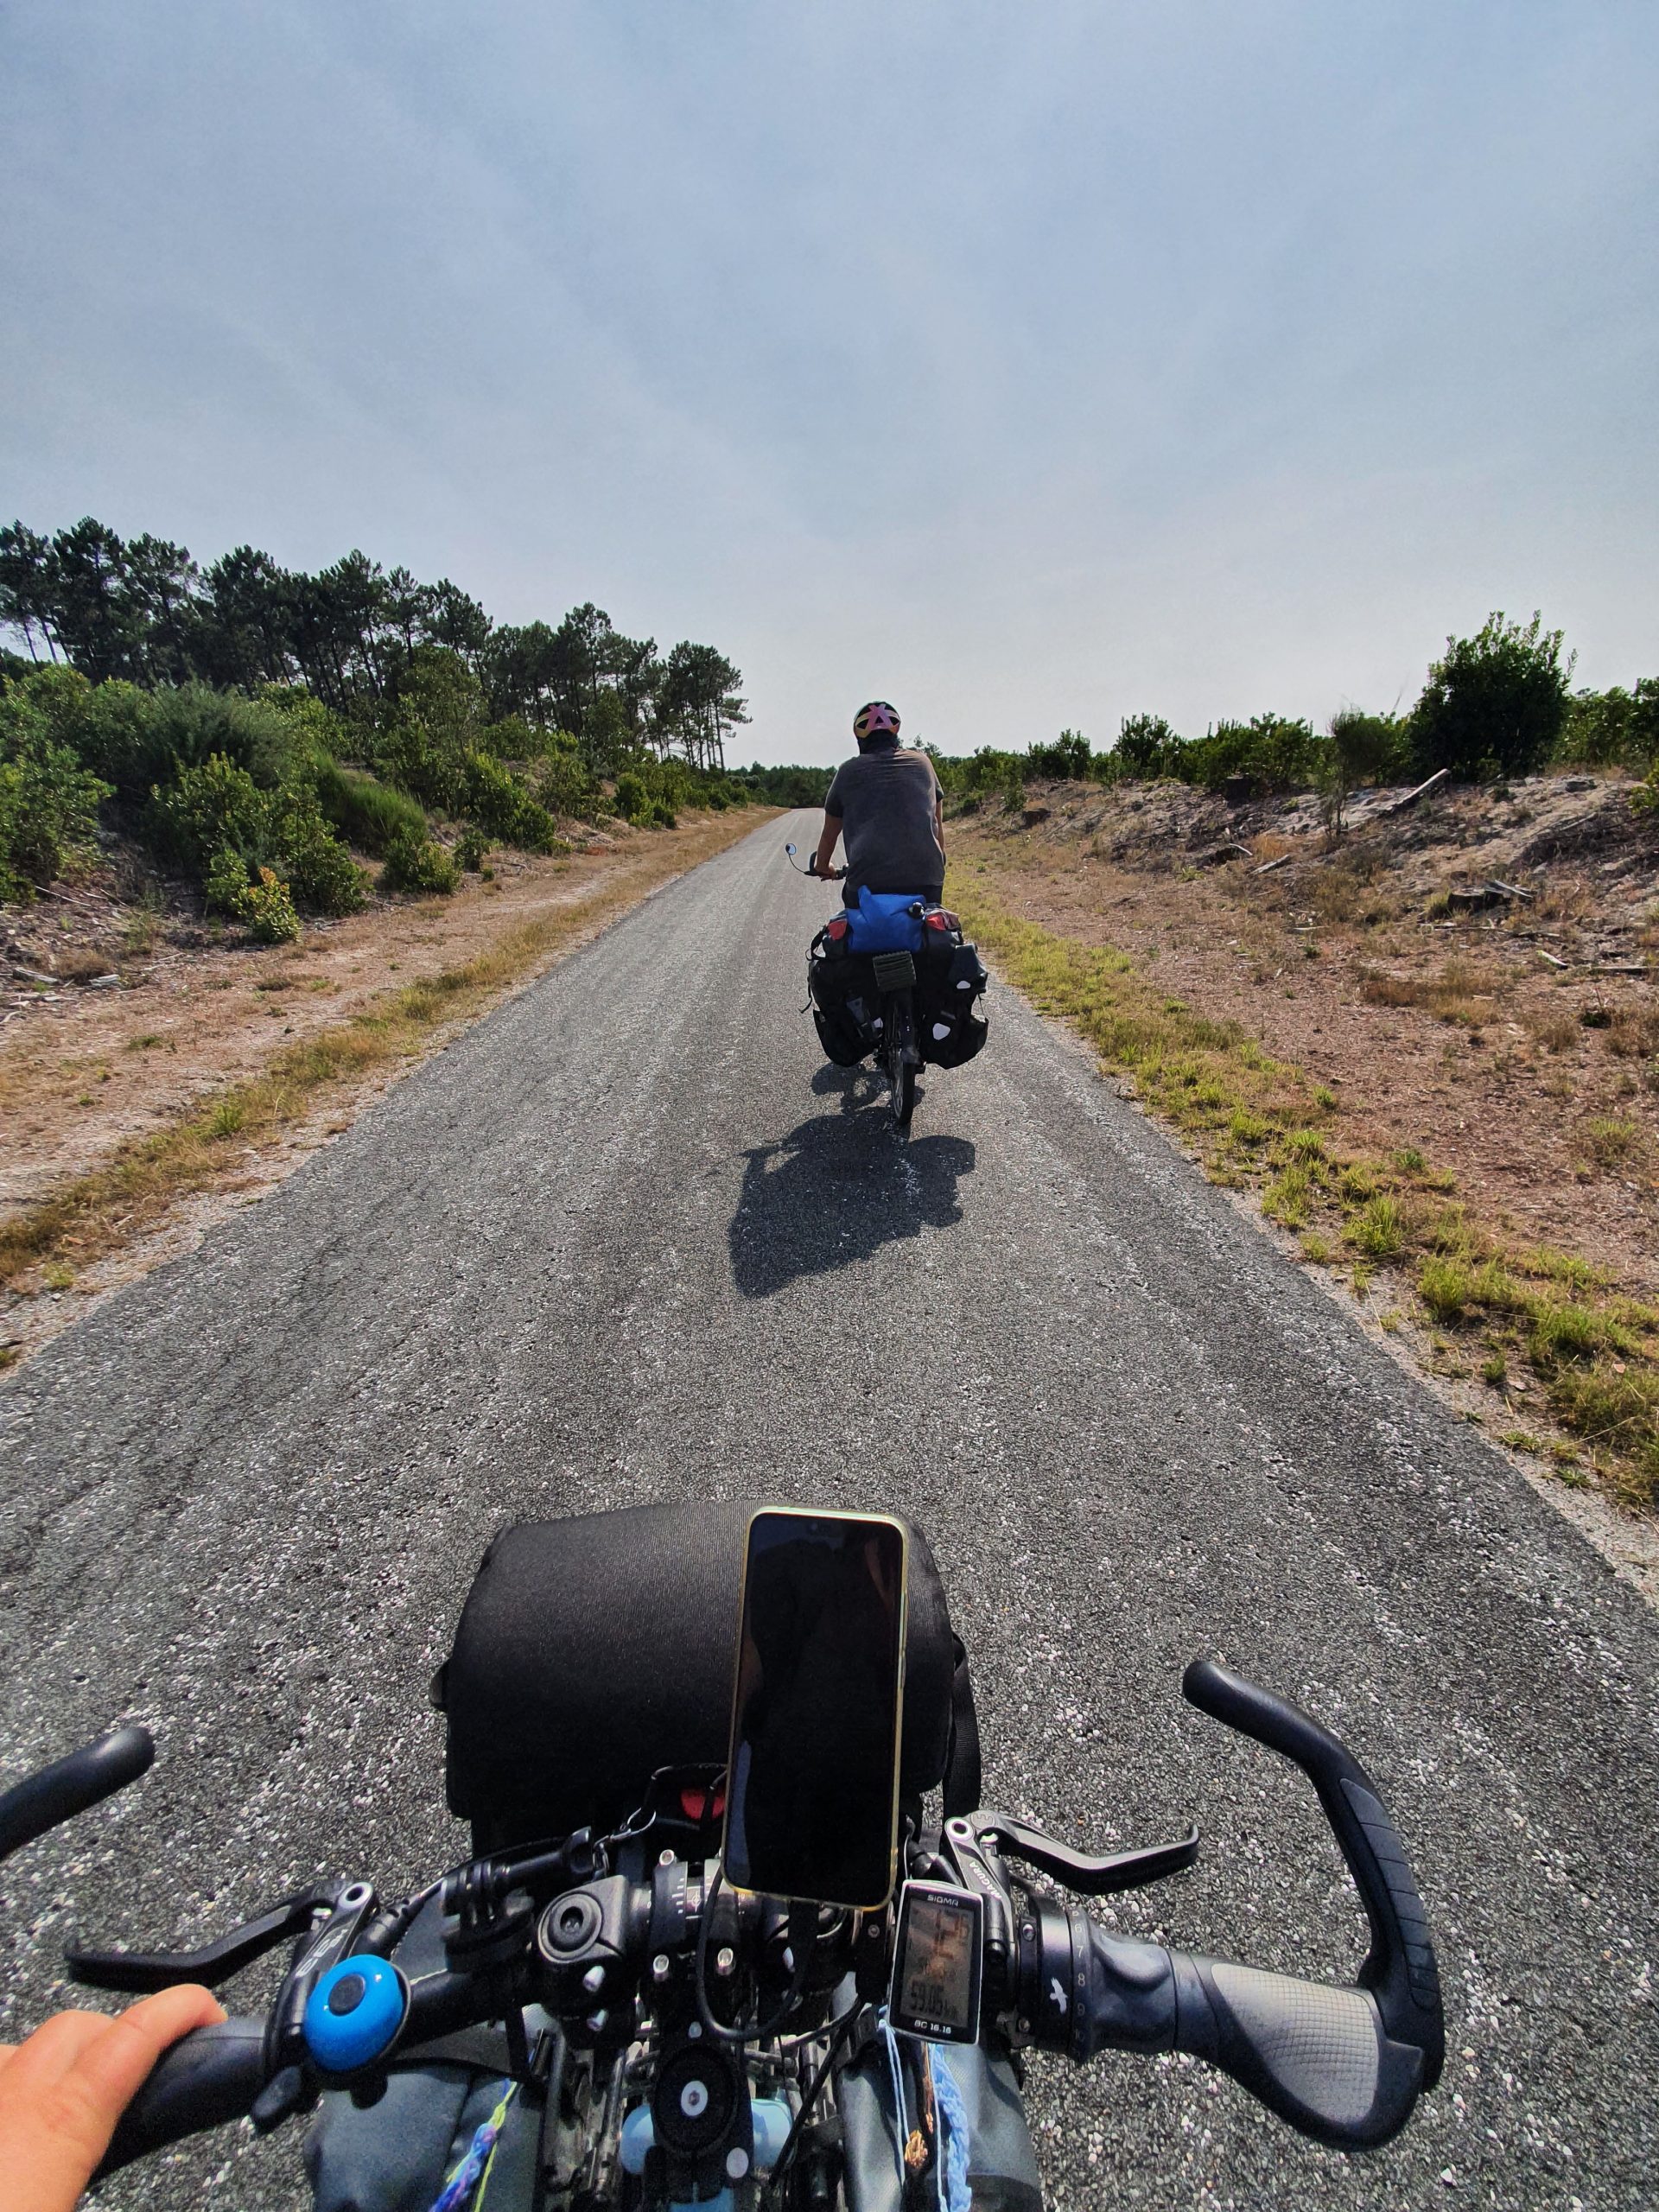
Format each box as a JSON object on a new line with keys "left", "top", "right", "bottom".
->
{"left": 970, "top": 1813, "right": 1199, "bottom": 1897}
{"left": 67, "top": 1882, "right": 346, "bottom": 1993}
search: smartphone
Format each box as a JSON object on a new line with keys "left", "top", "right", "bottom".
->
{"left": 888, "top": 1881, "right": 984, "bottom": 2043}
{"left": 722, "top": 1508, "right": 908, "bottom": 1910}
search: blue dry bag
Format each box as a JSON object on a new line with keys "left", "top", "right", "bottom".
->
{"left": 844, "top": 888, "right": 927, "bottom": 953}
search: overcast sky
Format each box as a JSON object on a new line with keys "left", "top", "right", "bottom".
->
{"left": 3, "top": 1, "right": 1655, "bottom": 765}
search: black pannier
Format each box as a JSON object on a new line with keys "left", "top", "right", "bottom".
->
{"left": 807, "top": 929, "right": 879, "bottom": 1065}
{"left": 435, "top": 1500, "right": 980, "bottom": 1852}
{"left": 917, "top": 933, "right": 989, "bottom": 1069}
{"left": 809, "top": 916, "right": 988, "bottom": 1071}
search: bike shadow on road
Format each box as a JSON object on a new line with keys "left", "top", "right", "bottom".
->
{"left": 728, "top": 1065, "right": 977, "bottom": 1299}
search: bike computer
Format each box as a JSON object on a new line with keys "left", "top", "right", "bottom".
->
{"left": 888, "top": 1881, "right": 983, "bottom": 2044}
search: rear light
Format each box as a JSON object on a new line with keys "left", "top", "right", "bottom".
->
{"left": 827, "top": 915, "right": 850, "bottom": 941}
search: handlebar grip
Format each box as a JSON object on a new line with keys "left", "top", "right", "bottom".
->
{"left": 1168, "top": 1950, "right": 1422, "bottom": 2150}
{"left": 1182, "top": 1662, "right": 1443, "bottom": 2088}
{"left": 96, "top": 2018, "right": 268, "bottom": 2177}
{"left": 1049, "top": 1915, "right": 1424, "bottom": 2151}
{"left": 0, "top": 1726, "right": 154, "bottom": 1866}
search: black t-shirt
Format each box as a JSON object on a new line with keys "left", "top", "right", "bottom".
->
{"left": 823, "top": 744, "right": 944, "bottom": 899}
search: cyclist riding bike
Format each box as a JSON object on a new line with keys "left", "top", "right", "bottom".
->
{"left": 812, "top": 701, "right": 946, "bottom": 907}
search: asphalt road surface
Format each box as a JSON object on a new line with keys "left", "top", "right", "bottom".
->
{"left": 3, "top": 810, "right": 1656, "bottom": 2211}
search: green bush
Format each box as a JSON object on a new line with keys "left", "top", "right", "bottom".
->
{"left": 380, "top": 825, "right": 459, "bottom": 894}
{"left": 372, "top": 714, "right": 465, "bottom": 812}
{"left": 242, "top": 867, "right": 302, "bottom": 944}
{"left": 458, "top": 749, "right": 557, "bottom": 849}
{"left": 149, "top": 753, "right": 366, "bottom": 915}
{"left": 202, "top": 851, "right": 303, "bottom": 942}
{"left": 1559, "top": 678, "right": 1659, "bottom": 771}
{"left": 1112, "top": 714, "right": 1181, "bottom": 778}
{"left": 205, "top": 846, "right": 253, "bottom": 917}
{"left": 0, "top": 715, "right": 111, "bottom": 899}
{"left": 453, "top": 826, "right": 489, "bottom": 872}
{"left": 275, "top": 787, "right": 370, "bottom": 914}
{"left": 1329, "top": 708, "right": 1409, "bottom": 787}
{"left": 613, "top": 770, "right": 651, "bottom": 824}
{"left": 149, "top": 753, "right": 270, "bottom": 873}
{"left": 1027, "top": 728, "right": 1092, "bottom": 779}
{"left": 138, "top": 683, "right": 304, "bottom": 797}
{"left": 257, "top": 683, "right": 353, "bottom": 763}
{"left": 1411, "top": 611, "right": 1573, "bottom": 783}
{"left": 1186, "top": 715, "right": 1324, "bottom": 794}
{"left": 532, "top": 734, "right": 596, "bottom": 819}
{"left": 310, "top": 756, "right": 429, "bottom": 855}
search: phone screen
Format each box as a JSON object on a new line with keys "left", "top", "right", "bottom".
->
{"left": 722, "top": 1509, "right": 907, "bottom": 1910}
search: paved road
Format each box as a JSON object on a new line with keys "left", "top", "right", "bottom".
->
{"left": 3, "top": 810, "right": 1656, "bottom": 2210}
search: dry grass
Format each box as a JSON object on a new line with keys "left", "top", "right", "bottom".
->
{"left": 950, "top": 867, "right": 1659, "bottom": 1511}
{"left": 1358, "top": 960, "right": 1501, "bottom": 1027}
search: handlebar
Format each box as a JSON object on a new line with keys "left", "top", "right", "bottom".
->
{"left": 99, "top": 2018, "right": 268, "bottom": 2177}
{"left": 0, "top": 1726, "right": 153, "bottom": 1867}
{"left": 1010, "top": 1662, "right": 1442, "bottom": 2150}
{"left": 1181, "top": 1661, "right": 1443, "bottom": 2089}
{"left": 782, "top": 840, "right": 844, "bottom": 880}
{"left": 1023, "top": 1916, "right": 1421, "bottom": 2148}
{"left": 67, "top": 1662, "right": 1443, "bottom": 2170}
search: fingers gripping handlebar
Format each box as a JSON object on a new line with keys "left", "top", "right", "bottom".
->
{"left": 1017, "top": 1662, "right": 1443, "bottom": 2150}
{"left": 101, "top": 2019, "right": 269, "bottom": 2177}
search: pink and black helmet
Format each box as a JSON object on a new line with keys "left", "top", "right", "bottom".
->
{"left": 853, "top": 701, "right": 901, "bottom": 741}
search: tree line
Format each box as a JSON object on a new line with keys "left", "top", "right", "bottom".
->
{"left": 0, "top": 514, "right": 779, "bottom": 930}
{"left": 0, "top": 517, "right": 748, "bottom": 772}
{"left": 934, "top": 612, "right": 1659, "bottom": 815}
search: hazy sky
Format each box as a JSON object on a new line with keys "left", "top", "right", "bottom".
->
{"left": 3, "top": 2, "right": 1655, "bottom": 766}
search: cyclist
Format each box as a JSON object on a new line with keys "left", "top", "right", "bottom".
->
{"left": 0, "top": 1984, "right": 223, "bottom": 2212}
{"left": 812, "top": 702, "right": 946, "bottom": 906}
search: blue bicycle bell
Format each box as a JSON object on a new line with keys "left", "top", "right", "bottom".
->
{"left": 302, "top": 1955, "right": 410, "bottom": 2075}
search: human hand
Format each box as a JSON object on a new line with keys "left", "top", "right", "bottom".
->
{"left": 0, "top": 1985, "right": 226, "bottom": 2212}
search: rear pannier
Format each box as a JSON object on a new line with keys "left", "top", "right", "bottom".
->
{"left": 808, "top": 926, "right": 879, "bottom": 1065}
{"left": 916, "top": 928, "right": 989, "bottom": 1068}
{"left": 806, "top": 908, "right": 988, "bottom": 1070}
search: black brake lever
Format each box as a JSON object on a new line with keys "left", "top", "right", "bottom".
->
{"left": 67, "top": 1883, "right": 345, "bottom": 1993}
{"left": 971, "top": 1813, "right": 1199, "bottom": 1897}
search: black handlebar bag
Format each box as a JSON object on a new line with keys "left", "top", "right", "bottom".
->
{"left": 435, "top": 1500, "right": 981, "bottom": 1853}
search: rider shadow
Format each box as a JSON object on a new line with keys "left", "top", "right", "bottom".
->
{"left": 728, "top": 1066, "right": 977, "bottom": 1300}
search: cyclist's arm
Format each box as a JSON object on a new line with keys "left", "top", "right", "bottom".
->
{"left": 815, "top": 810, "right": 842, "bottom": 877}
{"left": 0, "top": 1986, "right": 224, "bottom": 2212}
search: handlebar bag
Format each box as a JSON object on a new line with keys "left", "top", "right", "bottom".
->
{"left": 436, "top": 1501, "right": 979, "bottom": 1852}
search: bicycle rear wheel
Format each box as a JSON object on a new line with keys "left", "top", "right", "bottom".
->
{"left": 886, "top": 995, "right": 918, "bottom": 1130}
